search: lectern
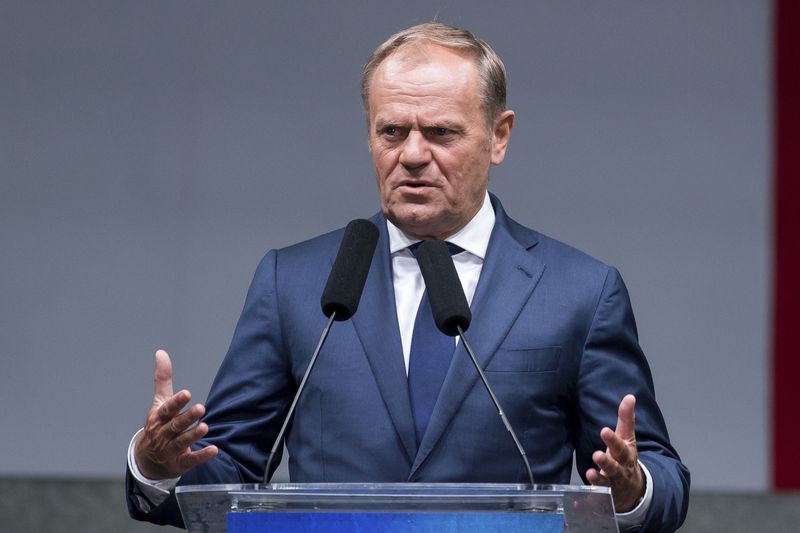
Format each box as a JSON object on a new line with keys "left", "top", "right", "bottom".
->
{"left": 175, "top": 483, "right": 618, "bottom": 532}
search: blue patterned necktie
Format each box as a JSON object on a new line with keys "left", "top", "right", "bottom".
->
{"left": 407, "top": 241, "right": 464, "bottom": 446}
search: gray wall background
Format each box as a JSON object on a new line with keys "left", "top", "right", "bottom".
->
{"left": 1, "top": 0, "right": 770, "bottom": 496}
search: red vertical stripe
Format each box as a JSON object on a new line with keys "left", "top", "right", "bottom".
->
{"left": 773, "top": 0, "right": 800, "bottom": 490}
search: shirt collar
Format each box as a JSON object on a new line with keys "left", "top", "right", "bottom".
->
{"left": 387, "top": 192, "right": 495, "bottom": 260}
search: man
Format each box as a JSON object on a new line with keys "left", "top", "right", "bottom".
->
{"left": 127, "top": 23, "right": 689, "bottom": 531}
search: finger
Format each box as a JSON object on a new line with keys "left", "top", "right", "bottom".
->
{"left": 586, "top": 468, "right": 610, "bottom": 487}
{"left": 172, "top": 421, "right": 210, "bottom": 451}
{"left": 593, "top": 449, "right": 623, "bottom": 479}
{"left": 163, "top": 403, "right": 206, "bottom": 438}
{"left": 153, "top": 349, "right": 174, "bottom": 399}
{"left": 155, "top": 390, "right": 192, "bottom": 423}
{"left": 175, "top": 445, "right": 219, "bottom": 471}
{"left": 600, "top": 426, "right": 632, "bottom": 466}
{"left": 615, "top": 394, "right": 636, "bottom": 442}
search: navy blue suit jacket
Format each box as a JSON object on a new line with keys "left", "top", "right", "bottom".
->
{"left": 127, "top": 195, "right": 689, "bottom": 531}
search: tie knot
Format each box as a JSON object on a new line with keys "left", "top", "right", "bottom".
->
{"left": 408, "top": 241, "right": 464, "bottom": 257}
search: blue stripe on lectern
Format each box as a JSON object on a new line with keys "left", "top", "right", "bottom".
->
{"left": 228, "top": 511, "right": 563, "bottom": 532}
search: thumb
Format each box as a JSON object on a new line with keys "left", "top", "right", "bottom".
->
{"left": 615, "top": 394, "right": 637, "bottom": 442}
{"left": 153, "top": 349, "right": 174, "bottom": 400}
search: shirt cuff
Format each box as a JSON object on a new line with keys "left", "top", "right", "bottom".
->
{"left": 127, "top": 428, "right": 181, "bottom": 511}
{"left": 614, "top": 460, "right": 653, "bottom": 530}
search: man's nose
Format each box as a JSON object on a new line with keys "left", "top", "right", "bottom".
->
{"left": 398, "top": 131, "right": 431, "bottom": 169}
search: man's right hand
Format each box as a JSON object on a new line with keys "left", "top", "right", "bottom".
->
{"left": 134, "top": 350, "right": 218, "bottom": 480}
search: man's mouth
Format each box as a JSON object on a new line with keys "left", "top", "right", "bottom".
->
{"left": 397, "top": 179, "right": 437, "bottom": 189}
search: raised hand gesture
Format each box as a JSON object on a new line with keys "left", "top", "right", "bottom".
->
{"left": 586, "top": 394, "right": 646, "bottom": 513}
{"left": 134, "top": 350, "right": 218, "bottom": 480}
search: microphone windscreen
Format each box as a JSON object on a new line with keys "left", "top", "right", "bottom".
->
{"left": 320, "top": 219, "right": 379, "bottom": 320}
{"left": 415, "top": 240, "right": 472, "bottom": 336}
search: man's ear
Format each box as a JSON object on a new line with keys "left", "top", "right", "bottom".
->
{"left": 490, "top": 110, "right": 515, "bottom": 165}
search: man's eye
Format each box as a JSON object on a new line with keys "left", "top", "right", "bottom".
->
{"left": 382, "top": 126, "right": 398, "bottom": 136}
{"left": 434, "top": 127, "right": 450, "bottom": 136}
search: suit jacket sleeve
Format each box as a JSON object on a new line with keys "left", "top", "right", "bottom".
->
{"left": 575, "top": 267, "right": 690, "bottom": 532}
{"left": 126, "top": 249, "right": 295, "bottom": 528}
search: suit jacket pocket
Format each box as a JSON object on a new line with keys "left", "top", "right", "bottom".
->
{"left": 484, "top": 346, "right": 561, "bottom": 373}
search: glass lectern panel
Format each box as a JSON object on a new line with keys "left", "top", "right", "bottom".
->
{"left": 175, "top": 483, "right": 618, "bottom": 533}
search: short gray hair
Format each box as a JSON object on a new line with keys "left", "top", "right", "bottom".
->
{"left": 361, "top": 22, "right": 508, "bottom": 126}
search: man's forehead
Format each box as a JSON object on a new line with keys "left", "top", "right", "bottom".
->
{"left": 366, "top": 41, "right": 487, "bottom": 129}
{"left": 369, "top": 83, "right": 479, "bottom": 128}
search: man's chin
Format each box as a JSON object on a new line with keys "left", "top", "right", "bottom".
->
{"left": 385, "top": 209, "right": 457, "bottom": 241}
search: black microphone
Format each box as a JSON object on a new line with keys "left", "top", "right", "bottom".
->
{"left": 415, "top": 240, "right": 535, "bottom": 488}
{"left": 321, "top": 219, "right": 379, "bottom": 320}
{"left": 263, "top": 219, "right": 379, "bottom": 483}
{"left": 413, "top": 240, "right": 471, "bottom": 336}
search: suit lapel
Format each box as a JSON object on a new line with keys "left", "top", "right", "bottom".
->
{"left": 350, "top": 214, "right": 418, "bottom": 464}
{"left": 409, "top": 198, "right": 546, "bottom": 478}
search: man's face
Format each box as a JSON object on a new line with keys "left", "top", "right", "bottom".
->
{"left": 368, "top": 43, "right": 513, "bottom": 240}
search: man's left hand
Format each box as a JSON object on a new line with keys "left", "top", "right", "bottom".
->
{"left": 586, "top": 394, "right": 646, "bottom": 513}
